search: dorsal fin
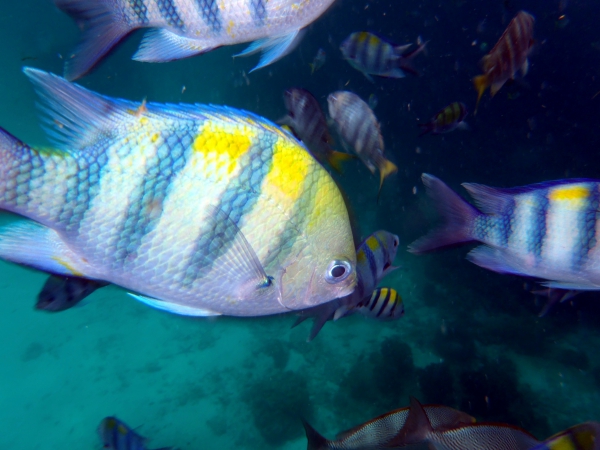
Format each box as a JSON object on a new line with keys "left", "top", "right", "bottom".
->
{"left": 386, "top": 397, "right": 434, "bottom": 447}
{"left": 23, "top": 67, "right": 137, "bottom": 151}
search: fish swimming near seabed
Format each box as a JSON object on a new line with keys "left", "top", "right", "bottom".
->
{"left": 410, "top": 174, "right": 600, "bottom": 294}
{"left": 327, "top": 91, "right": 397, "bottom": 195}
{"left": 98, "top": 416, "right": 172, "bottom": 450}
{"left": 55, "top": 0, "right": 337, "bottom": 80}
{"left": 302, "top": 399, "right": 475, "bottom": 450}
{"left": 418, "top": 102, "right": 469, "bottom": 136}
{"left": 0, "top": 68, "right": 357, "bottom": 317}
{"left": 340, "top": 31, "right": 427, "bottom": 82}
{"left": 473, "top": 11, "right": 535, "bottom": 113}
{"left": 293, "top": 230, "right": 399, "bottom": 341}
{"left": 278, "top": 87, "right": 353, "bottom": 172}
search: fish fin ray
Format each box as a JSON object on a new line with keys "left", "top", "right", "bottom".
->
{"left": 23, "top": 67, "right": 139, "bottom": 151}
{"left": 461, "top": 182, "right": 513, "bottom": 214}
{"left": 236, "top": 29, "right": 305, "bottom": 73}
{"left": 408, "top": 174, "right": 480, "bottom": 253}
{"left": 302, "top": 418, "right": 329, "bottom": 450}
{"left": 128, "top": 293, "right": 222, "bottom": 316}
{"left": 134, "top": 29, "right": 213, "bottom": 62}
{"left": 197, "top": 206, "right": 276, "bottom": 303}
{"left": 36, "top": 275, "right": 107, "bottom": 312}
{"left": 541, "top": 281, "right": 599, "bottom": 290}
{"left": 466, "top": 246, "right": 529, "bottom": 275}
{"left": 0, "top": 219, "right": 91, "bottom": 276}
{"left": 55, "top": 0, "right": 131, "bottom": 80}
{"left": 472, "top": 74, "right": 489, "bottom": 114}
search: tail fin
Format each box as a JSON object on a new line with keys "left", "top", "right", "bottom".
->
{"left": 408, "top": 174, "right": 481, "bottom": 253}
{"left": 472, "top": 74, "right": 489, "bottom": 115}
{"left": 55, "top": 0, "right": 131, "bottom": 80}
{"left": 302, "top": 419, "right": 329, "bottom": 450}
{"left": 375, "top": 156, "right": 398, "bottom": 196}
{"left": 418, "top": 123, "right": 433, "bottom": 137}
{"left": 325, "top": 150, "right": 355, "bottom": 173}
{"left": 397, "top": 40, "right": 428, "bottom": 76}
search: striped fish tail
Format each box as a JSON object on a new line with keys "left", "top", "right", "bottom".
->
{"left": 408, "top": 174, "right": 481, "bottom": 253}
{"left": 56, "top": 0, "right": 132, "bottom": 80}
{"left": 372, "top": 152, "right": 397, "bottom": 195}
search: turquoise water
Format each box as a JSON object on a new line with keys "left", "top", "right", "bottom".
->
{"left": 2, "top": 0, "right": 600, "bottom": 448}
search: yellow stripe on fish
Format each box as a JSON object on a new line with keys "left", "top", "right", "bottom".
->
{"left": 366, "top": 235, "right": 381, "bottom": 252}
{"left": 548, "top": 185, "right": 590, "bottom": 204}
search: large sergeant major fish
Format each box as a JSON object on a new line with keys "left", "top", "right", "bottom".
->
{"left": 410, "top": 174, "right": 600, "bottom": 294}
{"left": 56, "top": 0, "right": 338, "bottom": 80}
{"left": 0, "top": 68, "right": 357, "bottom": 317}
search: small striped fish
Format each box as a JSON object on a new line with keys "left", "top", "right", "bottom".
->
{"left": 293, "top": 230, "right": 399, "bottom": 341}
{"left": 354, "top": 287, "right": 404, "bottom": 320}
{"left": 418, "top": 102, "right": 468, "bottom": 136}
{"left": 340, "top": 32, "right": 426, "bottom": 82}
{"left": 473, "top": 11, "right": 535, "bottom": 112}
{"left": 98, "top": 416, "right": 172, "bottom": 450}
{"left": 56, "top": 0, "right": 337, "bottom": 80}
{"left": 278, "top": 87, "right": 353, "bottom": 172}
{"left": 0, "top": 68, "right": 357, "bottom": 317}
{"left": 410, "top": 174, "right": 600, "bottom": 292}
{"left": 327, "top": 91, "right": 397, "bottom": 194}
{"left": 303, "top": 399, "right": 475, "bottom": 450}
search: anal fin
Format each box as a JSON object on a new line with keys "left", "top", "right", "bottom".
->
{"left": 37, "top": 275, "right": 107, "bottom": 312}
{"left": 234, "top": 29, "right": 305, "bottom": 73}
{"left": 134, "top": 29, "right": 214, "bottom": 62}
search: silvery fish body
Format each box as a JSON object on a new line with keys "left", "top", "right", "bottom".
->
{"left": 327, "top": 91, "right": 397, "bottom": 191}
{"left": 57, "top": 0, "right": 337, "bottom": 79}
{"left": 0, "top": 68, "right": 357, "bottom": 317}
{"left": 410, "top": 174, "right": 600, "bottom": 291}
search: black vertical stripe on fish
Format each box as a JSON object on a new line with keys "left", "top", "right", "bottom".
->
{"left": 389, "top": 291, "right": 399, "bottom": 316}
{"left": 250, "top": 0, "right": 267, "bottom": 25}
{"left": 529, "top": 191, "right": 549, "bottom": 260}
{"left": 376, "top": 289, "right": 391, "bottom": 317}
{"left": 365, "top": 246, "right": 378, "bottom": 283}
{"left": 114, "top": 130, "right": 191, "bottom": 265}
{"left": 60, "top": 148, "right": 110, "bottom": 235}
{"left": 128, "top": 0, "right": 149, "bottom": 25}
{"left": 498, "top": 197, "right": 516, "bottom": 247}
{"left": 157, "top": 0, "right": 185, "bottom": 30}
{"left": 197, "top": 0, "right": 222, "bottom": 33}
{"left": 182, "top": 131, "right": 277, "bottom": 287}
{"left": 574, "top": 185, "right": 599, "bottom": 270}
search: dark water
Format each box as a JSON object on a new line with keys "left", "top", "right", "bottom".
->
{"left": 1, "top": 0, "right": 599, "bottom": 448}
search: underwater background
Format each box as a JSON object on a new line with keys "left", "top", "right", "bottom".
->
{"left": 1, "top": 0, "right": 600, "bottom": 448}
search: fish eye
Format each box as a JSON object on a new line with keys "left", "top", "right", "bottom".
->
{"left": 325, "top": 260, "right": 352, "bottom": 284}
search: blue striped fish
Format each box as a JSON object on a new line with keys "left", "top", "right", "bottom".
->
{"left": 0, "top": 68, "right": 357, "bottom": 317}
{"left": 98, "top": 416, "right": 172, "bottom": 450}
{"left": 340, "top": 32, "right": 427, "bottom": 82}
{"left": 293, "top": 230, "right": 399, "bottom": 341}
{"left": 409, "top": 174, "right": 600, "bottom": 292}
{"left": 56, "top": 0, "right": 336, "bottom": 80}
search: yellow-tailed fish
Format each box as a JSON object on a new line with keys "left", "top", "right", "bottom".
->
{"left": 0, "top": 68, "right": 357, "bottom": 317}
{"left": 327, "top": 91, "right": 398, "bottom": 195}
{"left": 56, "top": 0, "right": 336, "bottom": 80}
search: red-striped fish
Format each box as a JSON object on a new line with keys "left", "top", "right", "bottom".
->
{"left": 473, "top": 11, "right": 535, "bottom": 113}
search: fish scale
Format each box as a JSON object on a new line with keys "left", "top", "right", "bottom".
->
{"left": 0, "top": 68, "right": 357, "bottom": 317}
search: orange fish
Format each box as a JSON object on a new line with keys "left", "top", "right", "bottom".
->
{"left": 473, "top": 11, "right": 535, "bottom": 113}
